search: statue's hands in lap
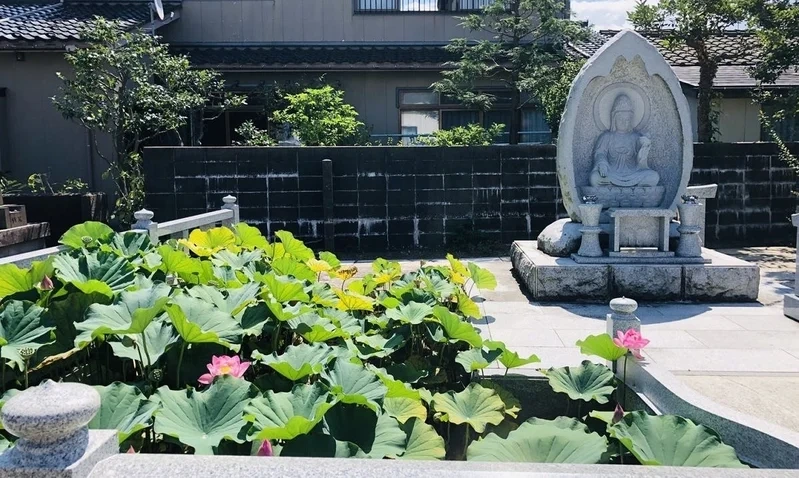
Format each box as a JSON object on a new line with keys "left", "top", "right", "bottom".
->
{"left": 598, "top": 162, "right": 609, "bottom": 177}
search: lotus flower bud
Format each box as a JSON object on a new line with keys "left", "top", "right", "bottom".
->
{"left": 149, "top": 368, "right": 164, "bottom": 383}
{"left": 612, "top": 403, "right": 624, "bottom": 424}
{"left": 40, "top": 275, "right": 54, "bottom": 290}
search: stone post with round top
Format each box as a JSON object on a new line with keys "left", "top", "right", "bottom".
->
{"left": 0, "top": 380, "right": 117, "bottom": 477}
{"left": 606, "top": 296, "right": 640, "bottom": 338}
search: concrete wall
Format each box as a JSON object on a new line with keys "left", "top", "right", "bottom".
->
{"left": 143, "top": 143, "right": 799, "bottom": 252}
{"left": 159, "top": 0, "right": 493, "bottom": 44}
{"left": 0, "top": 52, "right": 109, "bottom": 191}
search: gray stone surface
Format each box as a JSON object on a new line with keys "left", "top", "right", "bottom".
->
{"left": 785, "top": 293, "right": 799, "bottom": 320}
{"left": 610, "top": 264, "right": 682, "bottom": 300}
{"left": 685, "top": 265, "right": 760, "bottom": 302}
{"left": 92, "top": 455, "right": 799, "bottom": 477}
{"left": 677, "top": 200, "right": 703, "bottom": 257}
{"left": 536, "top": 218, "right": 582, "bottom": 257}
{"left": 572, "top": 253, "right": 707, "bottom": 264}
{"left": 609, "top": 208, "right": 672, "bottom": 251}
{"left": 624, "top": 358, "right": 799, "bottom": 469}
{"left": 512, "top": 240, "right": 759, "bottom": 302}
{"left": 557, "top": 30, "right": 693, "bottom": 222}
{"left": 607, "top": 297, "right": 641, "bottom": 337}
{"left": 685, "top": 184, "right": 718, "bottom": 244}
{"left": 0, "top": 380, "right": 114, "bottom": 478}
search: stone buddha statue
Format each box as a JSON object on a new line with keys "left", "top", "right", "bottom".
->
{"left": 589, "top": 94, "right": 660, "bottom": 188}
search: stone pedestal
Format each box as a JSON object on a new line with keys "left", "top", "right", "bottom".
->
{"left": 606, "top": 297, "right": 641, "bottom": 338}
{"left": 676, "top": 198, "right": 702, "bottom": 257}
{"left": 577, "top": 203, "right": 603, "bottom": 258}
{"left": 0, "top": 380, "right": 117, "bottom": 478}
{"left": 608, "top": 208, "right": 672, "bottom": 254}
{"left": 512, "top": 241, "right": 759, "bottom": 302}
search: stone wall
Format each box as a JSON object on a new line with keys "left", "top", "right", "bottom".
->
{"left": 691, "top": 142, "right": 799, "bottom": 247}
{"left": 143, "top": 143, "right": 798, "bottom": 252}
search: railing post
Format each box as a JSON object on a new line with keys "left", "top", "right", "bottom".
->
{"left": 0, "top": 380, "right": 117, "bottom": 477}
{"left": 784, "top": 213, "right": 799, "bottom": 320}
{"left": 322, "top": 159, "right": 334, "bottom": 251}
{"left": 131, "top": 209, "right": 159, "bottom": 243}
{"left": 221, "top": 195, "right": 239, "bottom": 227}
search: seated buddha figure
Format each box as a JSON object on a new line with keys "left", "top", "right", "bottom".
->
{"left": 589, "top": 94, "right": 660, "bottom": 188}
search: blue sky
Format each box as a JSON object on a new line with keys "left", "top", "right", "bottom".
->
{"left": 572, "top": 0, "right": 641, "bottom": 30}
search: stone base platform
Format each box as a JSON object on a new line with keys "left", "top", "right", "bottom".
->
{"left": 784, "top": 293, "right": 799, "bottom": 320}
{"left": 511, "top": 240, "right": 759, "bottom": 302}
{"left": 0, "top": 223, "right": 50, "bottom": 258}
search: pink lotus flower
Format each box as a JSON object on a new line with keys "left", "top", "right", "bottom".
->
{"left": 257, "top": 440, "right": 273, "bottom": 457}
{"left": 614, "top": 329, "right": 650, "bottom": 360}
{"left": 198, "top": 355, "right": 251, "bottom": 385}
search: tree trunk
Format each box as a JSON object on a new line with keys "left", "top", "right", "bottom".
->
{"left": 509, "top": 88, "right": 521, "bottom": 144}
{"left": 696, "top": 58, "right": 718, "bottom": 143}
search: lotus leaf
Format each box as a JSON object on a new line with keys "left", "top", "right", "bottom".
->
{"left": 89, "top": 382, "right": 158, "bottom": 443}
{"left": 467, "top": 417, "right": 608, "bottom": 463}
{"left": 322, "top": 361, "right": 387, "bottom": 412}
{"left": 154, "top": 376, "right": 255, "bottom": 455}
{"left": 609, "top": 412, "right": 747, "bottom": 467}
{"left": 576, "top": 333, "right": 628, "bottom": 361}
{"left": 546, "top": 360, "right": 616, "bottom": 404}
{"left": 0, "top": 300, "right": 54, "bottom": 370}
{"left": 245, "top": 382, "right": 332, "bottom": 441}
{"left": 59, "top": 221, "right": 115, "bottom": 249}
{"left": 254, "top": 343, "right": 334, "bottom": 381}
{"left": 431, "top": 383, "right": 504, "bottom": 433}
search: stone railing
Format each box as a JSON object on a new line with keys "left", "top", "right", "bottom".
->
{"left": 783, "top": 213, "right": 799, "bottom": 320}
{"left": 0, "top": 196, "right": 240, "bottom": 268}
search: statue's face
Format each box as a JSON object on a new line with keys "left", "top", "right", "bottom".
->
{"left": 614, "top": 111, "right": 633, "bottom": 132}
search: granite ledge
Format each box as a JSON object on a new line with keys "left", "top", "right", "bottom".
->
{"left": 91, "top": 455, "right": 798, "bottom": 477}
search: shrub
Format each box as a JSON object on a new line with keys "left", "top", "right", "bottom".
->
{"left": 417, "top": 123, "right": 505, "bottom": 146}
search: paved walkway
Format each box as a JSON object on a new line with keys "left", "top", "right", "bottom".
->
{"left": 346, "top": 246, "right": 799, "bottom": 433}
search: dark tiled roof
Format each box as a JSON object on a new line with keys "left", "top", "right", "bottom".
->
{"left": 0, "top": 1, "right": 178, "bottom": 43}
{"left": 572, "top": 30, "right": 761, "bottom": 66}
{"left": 569, "top": 30, "right": 799, "bottom": 88}
{"left": 170, "top": 44, "right": 457, "bottom": 70}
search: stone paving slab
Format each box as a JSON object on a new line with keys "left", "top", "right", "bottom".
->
{"left": 342, "top": 247, "right": 799, "bottom": 432}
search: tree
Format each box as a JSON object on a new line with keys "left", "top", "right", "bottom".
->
{"left": 628, "top": 0, "right": 749, "bottom": 143}
{"left": 433, "top": 0, "right": 587, "bottom": 144}
{"left": 54, "top": 18, "right": 243, "bottom": 225}
{"left": 522, "top": 59, "right": 584, "bottom": 137}
{"left": 747, "top": 1, "right": 799, "bottom": 174}
{"left": 271, "top": 86, "right": 364, "bottom": 146}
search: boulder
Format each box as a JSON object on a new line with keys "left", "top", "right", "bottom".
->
{"left": 537, "top": 218, "right": 582, "bottom": 257}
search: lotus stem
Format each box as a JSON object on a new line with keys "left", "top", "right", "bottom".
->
{"left": 135, "top": 342, "right": 146, "bottom": 380}
{"left": 176, "top": 342, "right": 187, "bottom": 388}
{"left": 1, "top": 357, "right": 5, "bottom": 393}
{"left": 272, "top": 322, "right": 283, "bottom": 353}
{"left": 622, "top": 355, "right": 628, "bottom": 409}
{"left": 463, "top": 425, "right": 471, "bottom": 460}
{"left": 140, "top": 333, "right": 153, "bottom": 370}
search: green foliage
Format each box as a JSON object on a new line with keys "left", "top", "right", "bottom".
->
{"left": 271, "top": 86, "right": 364, "bottom": 146}
{"left": 53, "top": 18, "right": 243, "bottom": 224}
{"left": 0, "top": 221, "right": 743, "bottom": 464}
{"left": 628, "top": 0, "right": 749, "bottom": 142}
{"left": 233, "top": 120, "right": 276, "bottom": 146}
{"left": 610, "top": 411, "right": 747, "bottom": 467}
{"left": 546, "top": 360, "right": 616, "bottom": 404}
{"left": 433, "top": 0, "right": 587, "bottom": 143}
{"left": 575, "top": 334, "right": 628, "bottom": 361}
{"left": 467, "top": 417, "right": 609, "bottom": 463}
{"left": 417, "top": 123, "right": 505, "bottom": 146}
{"left": 522, "top": 60, "right": 584, "bottom": 137}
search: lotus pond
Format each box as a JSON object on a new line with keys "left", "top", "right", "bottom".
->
{"left": 0, "top": 222, "right": 747, "bottom": 467}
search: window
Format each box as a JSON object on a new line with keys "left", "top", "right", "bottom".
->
{"left": 200, "top": 110, "right": 270, "bottom": 146}
{"left": 396, "top": 88, "right": 551, "bottom": 144}
{"left": 356, "top": 0, "right": 492, "bottom": 13}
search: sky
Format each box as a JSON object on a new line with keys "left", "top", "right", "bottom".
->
{"left": 571, "top": 0, "right": 642, "bottom": 30}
